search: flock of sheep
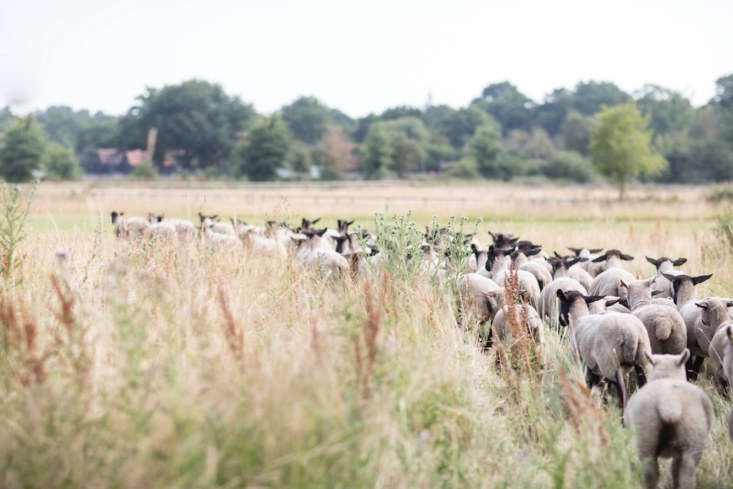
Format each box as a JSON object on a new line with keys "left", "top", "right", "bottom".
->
{"left": 109, "top": 211, "right": 733, "bottom": 489}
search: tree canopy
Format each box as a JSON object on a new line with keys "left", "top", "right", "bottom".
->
{"left": 281, "top": 96, "right": 330, "bottom": 144}
{"left": 232, "top": 115, "right": 291, "bottom": 181}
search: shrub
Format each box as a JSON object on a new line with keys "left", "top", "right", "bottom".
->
{"left": 542, "top": 151, "right": 596, "bottom": 183}
{"left": 131, "top": 160, "right": 159, "bottom": 180}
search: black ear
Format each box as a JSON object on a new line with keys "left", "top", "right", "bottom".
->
{"left": 583, "top": 295, "right": 606, "bottom": 304}
{"left": 651, "top": 290, "right": 665, "bottom": 296}
{"left": 347, "top": 220, "right": 354, "bottom": 226}
{"left": 589, "top": 248, "right": 603, "bottom": 254}
{"left": 695, "top": 301, "right": 708, "bottom": 310}
{"left": 556, "top": 289, "right": 567, "bottom": 301}
{"left": 525, "top": 247, "right": 541, "bottom": 257}
{"left": 567, "top": 257, "right": 582, "bottom": 268}
{"left": 605, "top": 297, "right": 621, "bottom": 307}
{"left": 646, "top": 256, "right": 660, "bottom": 267}
{"left": 315, "top": 227, "right": 327, "bottom": 237}
{"left": 726, "top": 301, "right": 733, "bottom": 308}
{"left": 618, "top": 298, "right": 629, "bottom": 309}
{"left": 470, "top": 243, "right": 479, "bottom": 257}
{"left": 692, "top": 273, "right": 713, "bottom": 285}
{"left": 672, "top": 257, "right": 687, "bottom": 266}
{"left": 662, "top": 272, "right": 683, "bottom": 283}
{"left": 620, "top": 253, "right": 634, "bottom": 261}
{"left": 619, "top": 280, "right": 628, "bottom": 289}
{"left": 211, "top": 215, "right": 218, "bottom": 220}
{"left": 554, "top": 251, "right": 563, "bottom": 259}
{"left": 312, "top": 218, "right": 321, "bottom": 225}
{"left": 567, "top": 247, "right": 581, "bottom": 255}
{"left": 110, "top": 211, "right": 118, "bottom": 223}
{"left": 592, "top": 255, "right": 606, "bottom": 263}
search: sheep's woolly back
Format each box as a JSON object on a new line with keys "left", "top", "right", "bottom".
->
{"left": 589, "top": 267, "right": 635, "bottom": 299}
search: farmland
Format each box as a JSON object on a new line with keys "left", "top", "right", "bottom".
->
{"left": 2, "top": 181, "right": 733, "bottom": 489}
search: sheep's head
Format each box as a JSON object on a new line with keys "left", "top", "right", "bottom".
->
{"left": 646, "top": 256, "right": 687, "bottom": 272}
{"left": 485, "top": 244, "right": 516, "bottom": 272}
{"left": 489, "top": 232, "right": 519, "bottom": 250}
{"left": 198, "top": 212, "right": 218, "bottom": 225}
{"left": 645, "top": 349, "right": 690, "bottom": 382}
{"left": 337, "top": 219, "right": 355, "bottom": 233}
{"left": 619, "top": 277, "right": 656, "bottom": 310}
{"left": 300, "top": 217, "right": 321, "bottom": 231}
{"left": 591, "top": 249, "right": 634, "bottom": 263}
{"left": 549, "top": 252, "right": 583, "bottom": 274}
{"left": 110, "top": 210, "right": 120, "bottom": 224}
{"left": 662, "top": 272, "right": 712, "bottom": 305}
{"left": 555, "top": 290, "right": 605, "bottom": 326}
{"left": 568, "top": 247, "right": 603, "bottom": 258}
{"left": 694, "top": 297, "right": 733, "bottom": 329}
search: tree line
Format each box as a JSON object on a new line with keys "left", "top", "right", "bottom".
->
{"left": 1, "top": 75, "right": 733, "bottom": 193}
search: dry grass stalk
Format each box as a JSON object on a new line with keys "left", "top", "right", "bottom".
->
{"left": 558, "top": 369, "right": 610, "bottom": 447}
{"left": 354, "top": 277, "right": 383, "bottom": 399}
{"left": 0, "top": 292, "right": 51, "bottom": 386}
{"left": 217, "top": 286, "right": 244, "bottom": 365}
{"left": 50, "top": 273, "right": 92, "bottom": 386}
{"left": 501, "top": 264, "right": 539, "bottom": 378}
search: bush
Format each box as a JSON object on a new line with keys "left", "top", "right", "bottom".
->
{"left": 449, "top": 157, "right": 482, "bottom": 179}
{"left": 542, "top": 151, "right": 596, "bottom": 183}
{"left": 131, "top": 161, "right": 159, "bottom": 180}
{"left": 707, "top": 186, "right": 733, "bottom": 203}
{"left": 44, "top": 143, "right": 82, "bottom": 180}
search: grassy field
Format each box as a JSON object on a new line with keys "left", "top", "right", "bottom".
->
{"left": 1, "top": 181, "right": 732, "bottom": 489}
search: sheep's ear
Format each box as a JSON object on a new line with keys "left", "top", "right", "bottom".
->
{"left": 620, "top": 253, "right": 634, "bottom": 261}
{"left": 583, "top": 295, "right": 605, "bottom": 304}
{"left": 347, "top": 220, "right": 354, "bottom": 226}
{"left": 591, "top": 255, "right": 606, "bottom": 263}
{"left": 672, "top": 257, "right": 687, "bottom": 266}
{"left": 726, "top": 301, "right": 733, "bottom": 308}
{"left": 589, "top": 248, "right": 603, "bottom": 254}
{"left": 646, "top": 256, "right": 660, "bottom": 267}
{"left": 568, "top": 257, "right": 582, "bottom": 268}
{"left": 554, "top": 251, "right": 563, "bottom": 259}
{"left": 695, "top": 301, "right": 709, "bottom": 310}
{"left": 605, "top": 297, "right": 621, "bottom": 307}
{"left": 651, "top": 290, "right": 665, "bottom": 296}
{"left": 662, "top": 272, "right": 682, "bottom": 283}
{"left": 556, "top": 289, "right": 567, "bottom": 301}
{"left": 567, "top": 247, "right": 581, "bottom": 255}
{"left": 525, "top": 247, "right": 541, "bottom": 257}
{"left": 692, "top": 273, "right": 713, "bottom": 285}
{"left": 618, "top": 298, "right": 629, "bottom": 309}
{"left": 312, "top": 218, "right": 321, "bottom": 225}
{"left": 619, "top": 280, "right": 628, "bottom": 289}
{"left": 677, "top": 349, "right": 690, "bottom": 366}
{"left": 644, "top": 351, "right": 655, "bottom": 366}
{"left": 470, "top": 243, "right": 479, "bottom": 256}
{"left": 315, "top": 228, "right": 327, "bottom": 237}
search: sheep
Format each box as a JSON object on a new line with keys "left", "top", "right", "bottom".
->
{"left": 646, "top": 256, "right": 687, "bottom": 299}
{"left": 556, "top": 289, "right": 651, "bottom": 408}
{"left": 458, "top": 273, "right": 504, "bottom": 325}
{"left": 239, "top": 229, "right": 286, "bottom": 258}
{"left": 568, "top": 246, "right": 604, "bottom": 277}
{"left": 516, "top": 251, "right": 552, "bottom": 291}
{"left": 589, "top": 256, "right": 636, "bottom": 300}
{"left": 148, "top": 213, "right": 197, "bottom": 241}
{"left": 621, "top": 277, "right": 688, "bottom": 355}
{"left": 296, "top": 228, "right": 349, "bottom": 273}
{"left": 198, "top": 212, "right": 235, "bottom": 236}
{"left": 538, "top": 276, "right": 587, "bottom": 324}
{"left": 144, "top": 221, "right": 177, "bottom": 242}
{"left": 590, "top": 249, "right": 634, "bottom": 273}
{"left": 588, "top": 296, "right": 623, "bottom": 315}
{"left": 708, "top": 324, "right": 733, "bottom": 393}
{"left": 623, "top": 349, "right": 714, "bottom": 489}
{"left": 199, "top": 216, "right": 240, "bottom": 247}
{"left": 550, "top": 253, "right": 592, "bottom": 290}
{"left": 110, "top": 211, "right": 149, "bottom": 239}
{"left": 490, "top": 303, "right": 543, "bottom": 359}
{"left": 480, "top": 245, "right": 541, "bottom": 309}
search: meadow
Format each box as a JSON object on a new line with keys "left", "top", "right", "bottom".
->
{"left": 1, "top": 180, "right": 732, "bottom": 489}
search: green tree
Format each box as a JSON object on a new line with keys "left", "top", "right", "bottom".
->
{"left": 542, "top": 151, "right": 596, "bottom": 183}
{"left": 0, "top": 116, "right": 47, "bottom": 182}
{"left": 281, "top": 96, "right": 329, "bottom": 144}
{"left": 424, "top": 104, "right": 492, "bottom": 148}
{"left": 534, "top": 88, "right": 573, "bottom": 135}
{"left": 361, "top": 126, "right": 390, "bottom": 179}
{"left": 635, "top": 85, "right": 693, "bottom": 137}
{"left": 562, "top": 111, "right": 594, "bottom": 155}
{"left": 590, "top": 103, "right": 666, "bottom": 199}
{"left": 118, "top": 80, "right": 255, "bottom": 169}
{"left": 573, "top": 81, "right": 631, "bottom": 116}
{"left": 233, "top": 115, "right": 291, "bottom": 181}
{"left": 0, "top": 106, "right": 14, "bottom": 133}
{"left": 390, "top": 134, "right": 426, "bottom": 177}
{"left": 469, "top": 123, "right": 507, "bottom": 179}
{"left": 475, "top": 81, "right": 533, "bottom": 133}
{"left": 44, "top": 142, "right": 82, "bottom": 180}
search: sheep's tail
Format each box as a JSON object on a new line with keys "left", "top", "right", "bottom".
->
{"left": 654, "top": 317, "right": 673, "bottom": 341}
{"left": 657, "top": 397, "right": 682, "bottom": 424}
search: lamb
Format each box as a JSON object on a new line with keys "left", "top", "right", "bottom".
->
{"left": 621, "top": 277, "right": 687, "bottom": 355}
{"left": 110, "top": 211, "right": 149, "bottom": 239}
{"left": 556, "top": 289, "right": 651, "bottom": 408}
{"left": 708, "top": 324, "right": 733, "bottom": 393}
{"left": 623, "top": 349, "right": 714, "bottom": 489}
{"left": 646, "top": 256, "right": 687, "bottom": 299}
{"left": 588, "top": 250, "right": 636, "bottom": 300}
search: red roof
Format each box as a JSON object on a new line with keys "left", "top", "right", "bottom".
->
{"left": 125, "top": 149, "right": 149, "bottom": 167}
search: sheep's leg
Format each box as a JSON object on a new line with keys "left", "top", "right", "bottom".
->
{"left": 686, "top": 356, "right": 704, "bottom": 381}
{"left": 672, "top": 452, "right": 698, "bottom": 489}
{"left": 643, "top": 456, "right": 659, "bottom": 489}
{"left": 482, "top": 322, "right": 493, "bottom": 351}
{"left": 585, "top": 368, "right": 600, "bottom": 389}
{"left": 634, "top": 364, "right": 647, "bottom": 387}
{"left": 614, "top": 368, "right": 627, "bottom": 409}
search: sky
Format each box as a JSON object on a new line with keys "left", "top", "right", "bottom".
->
{"left": 1, "top": 0, "right": 732, "bottom": 117}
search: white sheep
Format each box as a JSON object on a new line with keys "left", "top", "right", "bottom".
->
{"left": 708, "top": 324, "right": 733, "bottom": 393}
{"left": 458, "top": 273, "right": 504, "bottom": 324}
{"left": 646, "top": 256, "right": 687, "bottom": 299}
{"left": 538, "top": 276, "right": 587, "bottom": 325}
{"left": 111, "top": 211, "right": 149, "bottom": 239}
{"left": 589, "top": 266, "right": 636, "bottom": 301}
{"left": 200, "top": 216, "right": 240, "bottom": 247}
{"left": 198, "top": 212, "right": 236, "bottom": 236}
{"left": 556, "top": 289, "right": 652, "bottom": 408}
{"left": 624, "top": 349, "right": 714, "bottom": 489}
{"left": 568, "top": 246, "right": 605, "bottom": 277}
{"left": 621, "top": 277, "right": 688, "bottom": 355}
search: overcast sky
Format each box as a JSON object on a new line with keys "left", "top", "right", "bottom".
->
{"left": 1, "top": 0, "right": 731, "bottom": 117}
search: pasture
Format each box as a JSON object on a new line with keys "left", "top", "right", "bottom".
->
{"left": 2, "top": 181, "right": 733, "bottom": 489}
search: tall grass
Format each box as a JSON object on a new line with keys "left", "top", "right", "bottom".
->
{"left": 0, "top": 186, "right": 731, "bottom": 489}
